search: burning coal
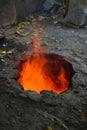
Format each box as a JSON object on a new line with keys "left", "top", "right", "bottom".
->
{"left": 17, "top": 33, "right": 75, "bottom": 94}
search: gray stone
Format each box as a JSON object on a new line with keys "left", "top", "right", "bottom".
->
{"left": 65, "top": 0, "right": 87, "bottom": 26}
{"left": 26, "top": 91, "right": 42, "bottom": 101}
{"left": 41, "top": 91, "right": 60, "bottom": 106}
{"left": 0, "top": 0, "right": 16, "bottom": 26}
{"left": 14, "top": 0, "right": 44, "bottom": 18}
{"left": 0, "top": 0, "right": 44, "bottom": 26}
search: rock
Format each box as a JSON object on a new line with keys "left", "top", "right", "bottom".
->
{"left": 26, "top": 91, "right": 42, "bottom": 101}
{"left": 84, "top": 41, "right": 87, "bottom": 44}
{"left": 14, "top": 0, "right": 44, "bottom": 18}
{"left": 0, "top": 0, "right": 16, "bottom": 27}
{"left": 41, "top": 91, "right": 60, "bottom": 106}
{"left": 65, "top": 0, "right": 87, "bottom": 26}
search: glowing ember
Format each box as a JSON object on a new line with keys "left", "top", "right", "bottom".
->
{"left": 17, "top": 33, "right": 75, "bottom": 94}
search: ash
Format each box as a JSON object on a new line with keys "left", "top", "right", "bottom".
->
{"left": 0, "top": 18, "right": 87, "bottom": 130}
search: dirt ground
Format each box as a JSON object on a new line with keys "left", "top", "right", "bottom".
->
{"left": 0, "top": 16, "right": 87, "bottom": 130}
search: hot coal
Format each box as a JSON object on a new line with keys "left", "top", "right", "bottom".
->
{"left": 17, "top": 52, "right": 75, "bottom": 94}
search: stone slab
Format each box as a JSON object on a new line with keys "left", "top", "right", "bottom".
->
{"left": 65, "top": 0, "right": 87, "bottom": 25}
{"left": 14, "top": 0, "right": 44, "bottom": 18}
{"left": 0, "top": 0, "right": 16, "bottom": 26}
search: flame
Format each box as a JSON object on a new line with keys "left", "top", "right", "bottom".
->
{"left": 17, "top": 33, "right": 74, "bottom": 94}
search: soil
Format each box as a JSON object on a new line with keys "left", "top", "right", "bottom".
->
{"left": 0, "top": 16, "right": 87, "bottom": 130}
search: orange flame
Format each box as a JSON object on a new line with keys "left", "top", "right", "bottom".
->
{"left": 17, "top": 33, "right": 74, "bottom": 94}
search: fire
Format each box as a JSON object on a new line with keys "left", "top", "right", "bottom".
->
{"left": 17, "top": 33, "right": 75, "bottom": 94}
